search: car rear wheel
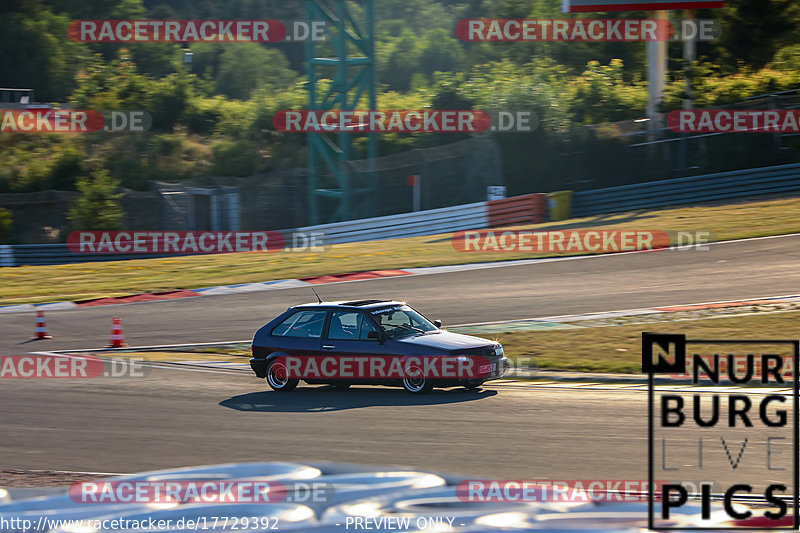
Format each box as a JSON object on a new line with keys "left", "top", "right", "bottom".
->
{"left": 402, "top": 366, "right": 433, "bottom": 393}
{"left": 267, "top": 360, "right": 298, "bottom": 392}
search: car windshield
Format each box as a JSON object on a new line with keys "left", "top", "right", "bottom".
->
{"left": 371, "top": 305, "right": 438, "bottom": 338}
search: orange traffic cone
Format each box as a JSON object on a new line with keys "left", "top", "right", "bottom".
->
{"left": 106, "top": 316, "right": 128, "bottom": 348}
{"left": 32, "top": 310, "right": 52, "bottom": 340}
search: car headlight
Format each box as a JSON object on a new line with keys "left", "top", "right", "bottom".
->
{"left": 494, "top": 344, "right": 504, "bottom": 356}
{"left": 455, "top": 355, "right": 470, "bottom": 362}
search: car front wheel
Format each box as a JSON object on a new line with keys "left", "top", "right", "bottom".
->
{"left": 267, "top": 360, "right": 299, "bottom": 392}
{"left": 402, "top": 366, "right": 433, "bottom": 393}
{"left": 463, "top": 380, "right": 485, "bottom": 390}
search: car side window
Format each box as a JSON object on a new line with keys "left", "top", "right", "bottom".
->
{"left": 328, "top": 311, "right": 379, "bottom": 341}
{"left": 358, "top": 315, "right": 380, "bottom": 340}
{"left": 272, "top": 310, "right": 327, "bottom": 338}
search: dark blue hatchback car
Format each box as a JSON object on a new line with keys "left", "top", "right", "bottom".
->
{"left": 250, "top": 300, "right": 508, "bottom": 393}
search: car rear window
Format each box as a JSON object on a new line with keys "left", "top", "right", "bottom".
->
{"left": 271, "top": 310, "right": 327, "bottom": 338}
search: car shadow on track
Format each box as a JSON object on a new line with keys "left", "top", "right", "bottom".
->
{"left": 219, "top": 385, "right": 497, "bottom": 413}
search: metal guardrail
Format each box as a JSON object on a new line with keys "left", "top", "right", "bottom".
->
{"left": 571, "top": 163, "right": 800, "bottom": 217}
{"left": 298, "top": 194, "right": 549, "bottom": 246}
{"left": 9, "top": 158, "right": 797, "bottom": 267}
{"left": 2, "top": 197, "right": 538, "bottom": 266}
{"left": 298, "top": 202, "right": 489, "bottom": 245}
{"left": 0, "top": 244, "right": 180, "bottom": 267}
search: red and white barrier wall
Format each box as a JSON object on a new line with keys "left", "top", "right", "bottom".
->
{"left": 298, "top": 193, "right": 547, "bottom": 246}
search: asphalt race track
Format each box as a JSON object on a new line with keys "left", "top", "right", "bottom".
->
{"left": 3, "top": 234, "right": 800, "bottom": 355}
{"left": 0, "top": 367, "right": 649, "bottom": 478}
{"left": 2, "top": 369, "right": 787, "bottom": 491}
{"left": 1, "top": 234, "right": 800, "bottom": 477}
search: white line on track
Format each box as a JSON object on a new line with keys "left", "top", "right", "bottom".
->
{"left": 49, "top": 340, "right": 251, "bottom": 354}
{"left": 21, "top": 353, "right": 792, "bottom": 394}
{"left": 140, "top": 362, "right": 251, "bottom": 374}
{"left": 302, "top": 233, "right": 800, "bottom": 288}
{"left": 449, "top": 293, "right": 800, "bottom": 328}
{"left": 25, "top": 351, "right": 252, "bottom": 375}
{"left": 397, "top": 231, "right": 800, "bottom": 277}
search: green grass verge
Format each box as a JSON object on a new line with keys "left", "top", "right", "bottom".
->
{"left": 496, "top": 310, "right": 800, "bottom": 374}
{"left": 2, "top": 195, "right": 800, "bottom": 305}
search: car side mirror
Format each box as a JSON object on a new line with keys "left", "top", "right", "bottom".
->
{"left": 434, "top": 319, "right": 442, "bottom": 328}
{"left": 367, "top": 330, "right": 383, "bottom": 343}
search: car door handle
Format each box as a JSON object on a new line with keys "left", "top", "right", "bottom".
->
{"left": 322, "top": 345, "right": 336, "bottom": 350}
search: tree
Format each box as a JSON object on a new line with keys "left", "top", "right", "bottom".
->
{"left": 711, "top": 0, "right": 800, "bottom": 71}
{"left": 0, "top": 7, "right": 88, "bottom": 101}
{"left": 215, "top": 44, "right": 296, "bottom": 100}
{"left": 68, "top": 169, "right": 124, "bottom": 230}
{"left": 569, "top": 60, "right": 646, "bottom": 124}
{"left": 419, "top": 28, "right": 465, "bottom": 78}
{"left": 379, "top": 30, "right": 424, "bottom": 91}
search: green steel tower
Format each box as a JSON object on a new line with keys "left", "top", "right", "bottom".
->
{"left": 305, "top": 0, "right": 377, "bottom": 225}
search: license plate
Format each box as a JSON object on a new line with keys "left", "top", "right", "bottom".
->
{"left": 479, "top": 363, "right": 496, "bottom": 374}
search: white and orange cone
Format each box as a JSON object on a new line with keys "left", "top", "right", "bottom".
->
{"left": 32, "top": 310, "right": 52, "bottom": 340}
{"left": 106, "top": 316, "right": 128, "bottom": 348}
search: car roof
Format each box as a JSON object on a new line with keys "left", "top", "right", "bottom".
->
{"left": 291, "top": 299, "right": 405, "bottom": 310}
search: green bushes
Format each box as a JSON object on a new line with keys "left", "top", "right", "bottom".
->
{"left": 67, "top": 169, "right": 124, "bottom": 231}
{"left": 211, "top": 139, "right": 260, "bottom": 177}
{"left": 0, "top": 208, "right": 13, "bottom": 243}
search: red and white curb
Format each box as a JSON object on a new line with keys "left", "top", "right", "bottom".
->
{"left": 3, "top": 232, "right": 800, "bottom": 314}
{"left": 0, "top": 238, "right": 720, "bottom": 313}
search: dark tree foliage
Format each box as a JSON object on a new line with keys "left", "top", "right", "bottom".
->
{"left": 0, "top": 0, "right": 798, "bottom": 203}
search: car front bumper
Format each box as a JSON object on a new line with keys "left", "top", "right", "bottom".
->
{"left": 480, "top": 355, "right": 509, "bottom": 381}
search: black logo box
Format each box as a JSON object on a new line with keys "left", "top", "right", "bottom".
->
{"left": 643, "top": 333, "right": 800, "bottom": 530}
